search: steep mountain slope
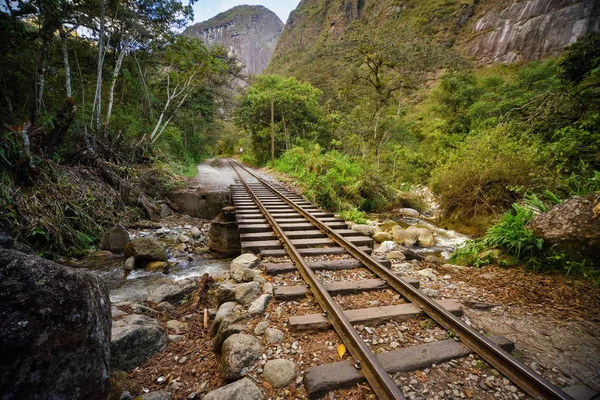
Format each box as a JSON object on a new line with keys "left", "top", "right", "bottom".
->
{"left": 184, "top": 5, "right": 284, "bottom": 75}
{"left": 267, "top": 0, "right": 599, "bottom": 82}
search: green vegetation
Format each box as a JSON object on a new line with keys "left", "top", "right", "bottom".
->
{"left": 0, "top": 0, "right": 240, "bottom": 255}
{"left": 237, "top": 27, "right": 600, "bottom": 276}
{"left": 450, "top": 193, "right": 596, "bottom": 280}
{"left": 274, "top": 145, "right": 393, "bottom": 212}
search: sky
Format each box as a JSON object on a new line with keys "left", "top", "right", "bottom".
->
{"left": 192, "top": 1, "right": 301, "bottom": 25}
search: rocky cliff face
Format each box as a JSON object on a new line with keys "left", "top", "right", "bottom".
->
{"left": 183, "top": 5, "right": 284, "bottom": 75}
{"left": 268, "top": 0, "right": 600, "bottom": 79}
{"left": 464, "top": 0, "right": 600, "bottom": 63}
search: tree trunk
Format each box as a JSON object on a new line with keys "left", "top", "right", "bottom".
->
{"left": 92, "top": 0, "right": 106, "bottom": 133}
{"left": 34, "top": 28, "right": 54, "bottom": 124}
{"left": 59, "top": 27, "right": 72, "bottom": 98}
{"left": 105, "top": 38, "right": 128, "bottom": 125}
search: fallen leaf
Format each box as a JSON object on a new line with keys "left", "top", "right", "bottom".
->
{"left": 262, "top": 381, "right": 272, "bottom": 389}
{"left": 337, "top": 343, "right": 347, "bottom": 359}
{"left": 465, "top": 389, "right": 473, "bottom": 398}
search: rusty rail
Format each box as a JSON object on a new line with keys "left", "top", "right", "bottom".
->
{"left": 229, "top": 159, "right": 572, "bottom": 400}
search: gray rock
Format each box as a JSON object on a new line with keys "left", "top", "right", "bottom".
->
{"left": 254, "top": 321, "right": 269, "bottom": 335}
{"left": 166, "top": 320, "right": 188, "bottom": 334}
{"left": 372, "top": 231, "right": 393, "bottom": 243}
{"left": 401, "top": 226, "right": 420, "bottom": 246}
{"left": 124, "top": 238, "right": 167, "bottom": 267}
{"left": 416, "top": 268, "right": 437, "bottom": 280}
{"left": 220, "top": 334, "right": 263, "bottom": 380}
{"left": 230, "top": 253, "right": 260, "bottom": 282}
{"left": 0, "top": 249, "right": 111, "bottom": 399}
{"left": 212, "top": 301, "right": 239, "bottom": 334}
{"left": 156, "top": 301, "right": 175, "bottom": 312}
{"left": 215, "top": 282, "right": 239, "bottom": 306}
{"left": 100, "top": 223, "right": 130, "bottom": 253}
{"left": 263, "top": 359, "right": 296, "bottom": 388}
{"left": 147, "top": 279, "right": 196, "bottom": 304}
{"left": 263, "top": 282, "right": 274, "bottom": 295}
{"left": 386, "top": 251, "right": 406, "bottom": 261}
{"left": 264, "top": 328, "right": 284, "bottom": 344}
{"left": 231, "top": 253, "right": 260, "bottom": 270}
{"left": 159, "top": 203, "right": 174, "bottom": 218}
{"left": 235, "top": 282, "right": 261, "bottom": 305}
{"left": 248, "top": 294, "right": 272, "bottom": 315}
{"left": 202, "top": 377, "right": 263, "bottom": 400}
{"left": 168, "top": 334, "right": 185, "bottom": 343}
{"left": 528, "top": 194, "right": 600, "bottom": 266}
{"left": 417, "top": 228, "right": 435, "bottom": 247}
{"left": 111, "top": 314, "right": 167, "bottom": 371}
{"left": 213, "top": 312, "right": 250, "bottom": 353}
{"left": 351, "top": 224, "right": 375, "bottom": 236}
{"left": 140, "top": 391, "right": 171, "bottom": 400}
{"left": 374, "top": 240, "right": 397, "bottom": 254}
{"left": 397, "top": 208, "right": 420, "bottom": 218}
{"left": 190, "top": 227, "right": 202, "bottom": 238}
{"left": 124, "top": 256, "right": 135, "bottom": 275}
{"left": 130, "top": 303, "right": 158, "bottom": 316}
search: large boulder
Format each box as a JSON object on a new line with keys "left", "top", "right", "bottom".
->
{"left": 0, "top": 249, "right": 111, "bottom": 399}
{"left": 351, "top": 224, "right": 375, "bottom": 236}
{"left": 397, "top": 208, "right": 420, "bottom": 218}
{"left": 111, "top": 314, "right": 167, "bottom": 371}
{"left": 230, "top": 253, "right": 260, "bottom": 282}
{"left": 220, "top": 333, "right": 263, "bottom": 380}
{"left": 100, "top": 223, "right": 130, "bottom": 253}
{"left": 235, "top": 282, "right": 261, "bottom": 305}
{"left": 372, "top": 231, "right": 392, "bottom": 243}
{"left": 417, "top": 227, "right": 435, "bottom": 247}
{"left": 528, "top": 194, "right": 600, "bottom": 266}
{"left": 147, "top": 279, "right": 196, "bottom": 304}
{"left": 203, "top": 377, "right": 263, "bottom": 400}
{"left": 393, "top": 226, "right": 420, "bottom": 246}
{"left": 124, "top": 238, "right": 167, "bottom": 268}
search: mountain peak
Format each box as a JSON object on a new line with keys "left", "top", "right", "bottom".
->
{"left": 183, "top": 5, "right": 284, "bottom": 75}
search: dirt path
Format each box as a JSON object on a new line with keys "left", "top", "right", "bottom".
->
{"left": 188, "top": 158, "right": 237, "bottom": 192}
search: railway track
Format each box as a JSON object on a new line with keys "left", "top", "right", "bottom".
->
{"left": 227, "top": 159, "right": 572, "bottom": 400}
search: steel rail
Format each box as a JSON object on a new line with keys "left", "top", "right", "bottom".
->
{"left": 229, "top": 159, "right": 573, "bottom": 400}
{"left": 229, "top": 160, "right": 407, "bottom": 400}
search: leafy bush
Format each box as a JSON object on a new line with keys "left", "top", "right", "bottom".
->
{"left": 275, "top": 144, "right": 394, "bottom": 212}
{"left": 339, "top": 208, "right": 368, "bottom": 224}
{"left": 429, "top": 125, "right": 541, "bottom": 223}
{"left": 451, "top": 194, "right": 591, "bottom": 277}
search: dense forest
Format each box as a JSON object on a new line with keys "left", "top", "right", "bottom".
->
{"left": 0, "top": 0, "right": 241, "bottom": 254}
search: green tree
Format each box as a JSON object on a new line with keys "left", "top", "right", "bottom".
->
{"left": 234, "top": 75, "right": 326, "bottom": 165}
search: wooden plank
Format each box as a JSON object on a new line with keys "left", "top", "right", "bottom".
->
{"left": 279, "top": 222, "right": 347, "bottom": 231}
{"left": 303, "top": 337, "right": 515, "bottom": 399}
{"left": 242, "top": 236, "right": 373, "bottom": 252}
{"left": 263, "top": 259, "right": 392, "bottom": 275}
{"left": 261, "top": 245, "right": 372, "bottom": 257}
{"left": 239, "top": 229, "right": 366, "bottom": 242}
{"left": 288, "top": 299, "right": 463, "bottom": 332}
{"left": 238, "top": 224, "right": 271, "bottom": 233}
{"left": 274, "top": 277, "right": 420, "bottom": 300}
